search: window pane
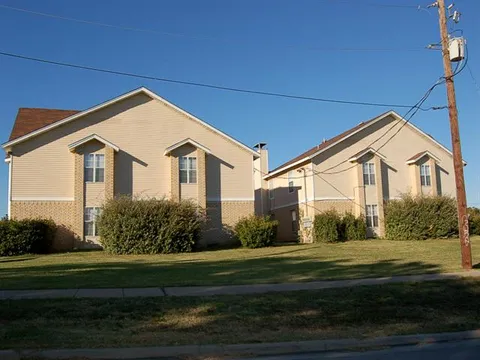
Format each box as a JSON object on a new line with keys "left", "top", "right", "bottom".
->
{"left": 369, "top": 163, "right": 375, "bottom": 174}
{"left": 179, "top": 157, "right": 187, "bottom": 170}
{"left": 180, "top": 170, "right": 188, "bottom": 183}
{"left": 85, "top": 168, "right": 94, "bottom": 182}
{"left": 189, "top": 157, "right": 197, "bottom": 171}
{"left": 362, "top": 163, "right": 368, "bottom": 174}
{"left": 85, "top": 222, "right": 94, "bottom": 236}
{"left": 426, "top": 175, "right": 431, "bottom": 186}
{"left": 421, "top": 175, "right": 425, "bottom": 186}
{"left": 85, "top": 154, "right": 94, "bottom": 168}
{"left": 289, "top": 180, "right": 294, "bottom": 192}
{"left": 366, "top": 216, "right": 372, "bottom": 227}
{"left": 420, "top": 165, "right": 425, "bottom": 176}
{"left": 370, "top": 174, "right": 376, "bottom": 185}
{"left": 363, "top": 174, "right": 369, "bottom": 185}
{"left": 189, "top": 169, "right": 197, "bottom": 183}
{"left": 85, "top": 207, "right": 93, "bottom": 221}
{"left": 95, "top": 154, "right": 105, "bottom": 169}
{"left": 95, "top": 168, "right": 105, "bottom": 182}
{"left": 372, "top": 205, "right": 378, "bottom": 216}
{"left": 373, "top": 215, "right": 379, "bottom": 227}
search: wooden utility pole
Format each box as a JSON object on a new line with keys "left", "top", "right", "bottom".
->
{"left": 436, "top": 0, "right": 472, "bottom": 269}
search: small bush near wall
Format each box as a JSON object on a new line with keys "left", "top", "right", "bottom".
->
{"left": 234, "top": 215, "right": 278, "bottom": 248}
{"left": 314, "top": 211, "right": 366, "bottom": 243}
{"left": 385, "top": 194, "right": 457, "bottom": 240}
{"left": 343, "top": 213, "right": 368, "bottom": 240}
{"left": 468, "top": 207, "right": 480, "bottom": 236}
{"left": 314, "top": 210, "right": 343, "bottom": 243}
{"left": 98, "top": 197, "right": 206, "bottom": 254}
{"left": 0, "top": 219, "right": 56, "bottom": 256}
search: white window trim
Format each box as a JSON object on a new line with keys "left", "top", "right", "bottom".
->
{"left": 180, "top": 156, "right": 197, "bottom": 184}
{"left": 420, "top": 164, "right": 432, "bottom": 187}
{"left": 363, "top": 162, "right": 376, "bottom": 186}
{"left": 366, "top": 204, "right": 379, "bottom": 228}
{"left": 85, "top": 153, "right": 105, "bottom": 183}
{"left": 288, "top": 171, "right": 294, "bottom": 193}
{"left": 269, "top": 180, "right": 275, "bottom": 199}
{"left": 85, "top": 207, "right": 101, "bottom": 237}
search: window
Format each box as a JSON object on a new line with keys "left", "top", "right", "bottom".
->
{"left": 288, "top": 171, "right": 294, "bottom": 193}
{"left": 366, "top": 205, "right": 379, "bottom": 228}
{"left": 85, "top": 207, "right": 101, "bottom": 236}
{"left": 291, "top": 210, "right": 298, "bottom": 232}
{"left": 420, "top": 164, "right": 431, "bottom": 186}
{"left": 85, "top": 154, "right": 105, "bottom": 182}
{"left": 268, "top": 180, "right": 275, "bottom": 199}
{"left": 179, "top": 156, "right": 197, "bottom": 184}
{"left": 362, "top": 162, "right": 375, "bottom": 185}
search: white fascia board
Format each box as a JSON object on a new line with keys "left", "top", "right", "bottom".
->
{"left": 164, "top": 138, "right": 211, "bottom": 156}
{"left": 348, "top": 148, "right": 387, "bottom": 163}
{"left": 2, "top": 87, "right": 260, "bottom": 159}
{"left": 263, "top": 157, "right": 310, "bottom": 180}
{"left": 406, "top": 150, "right": 441, "bottom": 165}
{"left": 68, "top": 134, "right": 120, "bottom": 152}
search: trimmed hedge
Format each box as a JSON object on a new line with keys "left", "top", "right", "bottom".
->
{"left": 234, "top": 215, "right": 278, "bottom": 248}
{"left": 314, "top": 211, "right": 366, "bottom": 243}
{"left": 0, "top": 219, "right": 56, "bottom": 256}
{"left": 384, "top": 194, "right": 458, "bottom": 240}
{"left": 98, "top": 197, "right": 205, "bottom": 254}
{"left": 468, "top": 207, "right": 480, "bottom": 236}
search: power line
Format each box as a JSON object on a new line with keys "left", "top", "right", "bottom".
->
{"left": 466, "top": 64, "right": 480, "bottom": 98}
{"left": 0, "top": 50, "right": 423, "bottom": 109}
{"left": 0, "top": 4, "right": 427, "bottom": 53}
{"left": 321, "top": 0, "right": 421, "bottom": 9}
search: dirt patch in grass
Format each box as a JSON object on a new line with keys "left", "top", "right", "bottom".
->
{"left": 1, "top": 279, "right": 480, "bottom": 350}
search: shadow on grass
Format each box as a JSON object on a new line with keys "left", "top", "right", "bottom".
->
{"left": 0, "top": 252, "right": 443, "bottom": 289}
{"left": 1, "top": 279, "right": 480, "bottom": 349}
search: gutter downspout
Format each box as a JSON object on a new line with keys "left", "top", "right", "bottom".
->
{"left": 6, "top": 155, "right": 12, "bottom": 219}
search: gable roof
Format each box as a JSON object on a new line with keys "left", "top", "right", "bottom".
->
{"left": 265, "top": 111, "right": 391, "bottom": 179}
{"left": 348, "top": 147, "right": 386, "bottom": 163}
{"left": 9, "top": 108, "right": 80, "bottom": 141}
{"left": 164, "top": 138, "right": 211, "bottom": 156}
{"left": 265, "top": 110, "right": 455, "bottom": 180}
{"left": 68, "top": 134, "right": 120, "bottom": 152}
{"left": 406, "top": 150, "right": 441, "bottom": 164}
{"left": 3, "top": 87, "right": 259, "bottom": 158}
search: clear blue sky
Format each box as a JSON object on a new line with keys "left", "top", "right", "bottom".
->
{"left": 0, "top": 0, "right": 478, "bottom": 215}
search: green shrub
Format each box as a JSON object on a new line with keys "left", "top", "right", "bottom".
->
{"left": 0, "top": 219, "right": 56, "bottom": 256}
{"left": 314, "top": 210, "right": 343, "bottom": 243}
{"left": 98, "top": 197, "right": 206, "bottom": 254}
{"left": 314, "top": 211, "right": 366, "bottom": 242}
{"left": 343, "top": 213, "right": 367, "bottom": 240}
{"left": 384, "top": 194, "right": 457, "bottom": 240}
{"left": 234, "top": 215, "right": 278, "bottom": 248}
{"left": 468, "top": 207, "right": 480, "bottom": 236}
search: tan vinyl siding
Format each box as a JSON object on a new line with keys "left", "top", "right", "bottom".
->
{"left": 11, "top": 94, "right": 254, "bottom": 201}
{"left": 85, "top": 183, "right": 105, "bottom": 207}
{"left": 311, "top": 114, "right": 456, "bottom": 201}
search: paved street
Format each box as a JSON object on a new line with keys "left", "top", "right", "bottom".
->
{"left": 237, "top": 340, "right": 480, "bottom": 360}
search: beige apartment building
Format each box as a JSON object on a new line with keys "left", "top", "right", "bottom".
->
{"left": 3, "top": 87, "right": 264, "bottom": 249}
{"left": 263, "top": 111, "right": 459, "bottom": 242}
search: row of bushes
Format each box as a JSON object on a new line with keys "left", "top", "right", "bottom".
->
{"left": 314, "top": 211, "right": 367, "bottom": 242}
{"left": 0, "top": 219, "right": 55, "bottom": 256}
{"left": 98, "top": 197, "right": 279, "bottom": 253}
{"left": 2, "top": 196, "right": 479, "bottom": 256}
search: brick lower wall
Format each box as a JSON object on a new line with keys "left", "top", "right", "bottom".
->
{"left": 203, "top": 201, "right": 254, "bottom": 246}
{"left": 312, "top": 200, "right": 354, "bottom": 214}
{"left": 10, "top": 201, "right": 76, "bottom": 251}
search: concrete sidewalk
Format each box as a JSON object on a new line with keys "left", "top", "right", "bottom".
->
{"left": 3, "top": 329, "right": 480, "bottom": 360}
{"left": 1, "top": 270, "right": 479, "bottom": 300}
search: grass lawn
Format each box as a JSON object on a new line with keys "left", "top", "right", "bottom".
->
{"left": 1, "top": 279, "right": 480, "bottom": 349}
{"left": 0, "top": 237, "right": 478, "bottom": 289}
